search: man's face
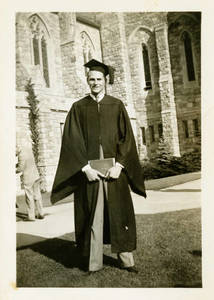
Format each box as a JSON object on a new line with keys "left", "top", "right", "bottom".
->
{"left": 87, "top": 70, "right": 106, "bottom": 95}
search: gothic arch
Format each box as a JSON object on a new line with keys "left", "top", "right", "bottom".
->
{"left": 80, "top": 30, "right": 96, "bottom": 63}
{"left": 128, "top": 25, "right": 156, "bottom": 94}
{"left": 28, "top": 13, "right": 51, "bottom": 38}
{"left": 28, "top": 14, "right": 52, "bottom": 87}
{"left": 180, "top": 30, "right": 197, "bottom": 82}
{"left": 128, "top": 25, "right": 153, "bottom": 44}
{"left": 80, "top": 31, "right": 95, "bottom": 49}
{"left": 168, "top": 13, "right": 200, "bottom": 90}
{"left": 179, "top": 28, "right": 194, "bottom": 42}
{"left": 141, "top": 43, "right": 152, "bottom": 90}
{"left": 168, "top": 13, "right": 200, "bottom": 29}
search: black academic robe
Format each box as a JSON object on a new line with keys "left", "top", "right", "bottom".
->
{"left": 51, "top": 95, "right": 146, "bottom": 255}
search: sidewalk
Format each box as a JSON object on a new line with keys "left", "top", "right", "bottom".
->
{"left": 133, "top": 179, "right": 201, "bottom": 214}
{"left": 16, "top": 178, "right": 201, "bottom": 248}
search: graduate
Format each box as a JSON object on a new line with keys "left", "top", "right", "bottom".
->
{"left": 51, "top": 59, "right": 146, "bottom": 273}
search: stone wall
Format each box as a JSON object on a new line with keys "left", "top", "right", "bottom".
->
{"left": 16, "top": 13, "right": 64, "bottom": 93}
{"left": 16, "top": 11, "right": 201, "bottom": 192}
{"left": 124, "top": 12, "right": 181, "bottom": 158}
{"left": 59, "top": 12, "right": 103, "bottom": 99}
{"left": 16, "top": 88, "right": 74, "bottom": 191}
{"left": 168, "top": 12, "right": 201, "bottom": 153}
{"left": 16, "top": 92, "right": 31, "bottom": 141}
{"left": 124, "top": 13, "right": 163, "bottom": 158}
{"left": 16, "top": 12, "right": 72, "bottom": 191}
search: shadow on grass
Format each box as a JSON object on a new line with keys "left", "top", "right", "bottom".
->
{"left": 16, "top": 212, "right": 27, "bottom": 222}
{"left": 17, "top": 233, "right": 47, "bottom": 248}
{"left": 189, "top": 250, "right": 202, "bottom": 257}
{"left": 17, "top": 209, "right": 202, "bottom": 287}
{"left": 17, "top": 233, "right": 118, "bottom": 271}
{"left": 16, "top": 212, "right": 51, "bottom": 222}
{"left": 174, "top": 282, "right": 202, "bottom": 288}
{"left": 103, "top": 254, "right": 119, "bottom": 268}
{"left": 17, "top": 234, "right": 85, "bottom": 270}
{"left": 160, "top": 189, "right": 201, "bottom": 193}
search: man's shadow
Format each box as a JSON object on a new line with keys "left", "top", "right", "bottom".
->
{"left": 17, "top": 233, "right": 119, "bottom": 271}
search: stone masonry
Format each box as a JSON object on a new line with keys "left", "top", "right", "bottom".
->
{"left": 16, "top": 12, "right": 201, "bottom": 192}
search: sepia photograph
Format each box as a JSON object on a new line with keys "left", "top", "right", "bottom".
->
{"left": 1, "top": 1, "right": 214, "bottom": 300}
{"left": 15, "top": 11, "right": 202, "bottom": 288}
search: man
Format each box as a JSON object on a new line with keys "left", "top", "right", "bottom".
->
{"left": 16, "top": 137, "right": 45, "bottom": 221}
{"left": 51, "top": 59, "right": 146, "bottom": 273}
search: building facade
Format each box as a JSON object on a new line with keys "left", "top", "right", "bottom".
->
{"left": 16, "top": 12, "right": 201, "bottom": 191}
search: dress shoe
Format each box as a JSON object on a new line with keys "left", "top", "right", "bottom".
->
{"left": 36, "top": 215, "right": 45, "bottom": 219}
{"left": 121, "top": 266, "right": 138, "bottom": 274}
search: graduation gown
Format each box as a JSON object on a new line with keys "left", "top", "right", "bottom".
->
{"left": 51, "top": 95, "right": 146, "bottom": 255}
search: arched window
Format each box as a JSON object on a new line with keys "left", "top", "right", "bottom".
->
{"left": 30, "top": 15, "right": 50, "bottom": 87}
{"left": 41, "top": 36, "right": 50, "bottom": 87}
{"left": 193, "top": 118, "right": 200, "bottom": 137}
{"left": 149, "top": 125, "right": 155, "bottom": 143}
{"left": 141, "top": 127, "right": 146, "bottom": 145}
{"left": 142, "top": 44, "right": 152, "bottom": 90}
{"left": 182, "top": 31, "right": 195, "bottom": 82}
{"left": 182, "top": 120, "right": 189, "bottom": 138}
{"left": 33, "top": 36, "right": 40, "bottom": 65}
{"left": 81, "top": 31, "right": 95, "bottom": 76}
{"left": 158, "top": 123, "right": 163, "bottom": 139}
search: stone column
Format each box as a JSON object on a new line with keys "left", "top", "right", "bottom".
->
{"left": 155, "top": 23, "right": 180, "bottom": 156}
{"left": 59, "top": 12, "right": 87, "bottom": 99}
{"left": 99, "top": 14, "right": 134, "bottom": 107}
{"left": 99, "top": 13, "right": 138, "bottom": 142}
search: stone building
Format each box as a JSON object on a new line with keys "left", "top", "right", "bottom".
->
{"left": 16, "top": 12, "right": 201, "bottom": 192}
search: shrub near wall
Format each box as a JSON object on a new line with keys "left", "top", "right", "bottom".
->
{"left": 25, "top": 79, "right": 40, "bottom": 165}
{"left": 141, "top": 138, "right": 201, "bottom": 180}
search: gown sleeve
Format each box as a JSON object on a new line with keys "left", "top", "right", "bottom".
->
{"left": 51, "top": 103, "right": 88, "bottom": 204}
{"left": 116, "top": 102, "right": 147, "bottom": 198}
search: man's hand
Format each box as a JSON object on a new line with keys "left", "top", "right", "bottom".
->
{"left": 84, "top": 168, "right": 105, "bottom": 182}
{"left": 106, "top": 165, "right": 122, "bottom": 180}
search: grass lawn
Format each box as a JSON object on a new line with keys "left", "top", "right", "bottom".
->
{"left": 17, "top": 208, "right": 202, "bottom": 288}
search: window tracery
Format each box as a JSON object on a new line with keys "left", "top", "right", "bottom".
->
{"left": 29, "top": 15, "right": 50, "bottom": 87}
{"left": 81, "top": 31, "right": 95, "bottom": 74}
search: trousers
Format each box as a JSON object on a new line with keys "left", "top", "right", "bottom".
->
{"left": 89, "top": 146, "right": 134, "bottom": 272}
{"left": 24, "top": 179, "right": 44, "bottom": 220}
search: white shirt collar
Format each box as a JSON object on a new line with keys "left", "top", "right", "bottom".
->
{"left": 90, "top": 92, "right": 105, "bottom": 103}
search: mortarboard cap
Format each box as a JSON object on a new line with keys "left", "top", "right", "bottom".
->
{"left": 84, "top": 59, "right": 115, "bottom": 84}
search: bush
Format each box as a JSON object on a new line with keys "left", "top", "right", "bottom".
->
{"left": 179, "top": 149, "right": 201, "bottom": 172}
{"left": 142, "top": 159, "right": 177, "bottom": 180}
{"left": 153, "top": 137, "right": 172, "bottom": 166}
{"left": 141, "top": 146, "right": 201, "bottom": 180}
{"left": 25, "top": 79, "right": 40, "bottom": 165}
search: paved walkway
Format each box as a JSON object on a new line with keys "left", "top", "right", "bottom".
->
{"left": 133, "top": 179, "right": 201, "bottom": 214}
{"left": 16, "top": 179, "right": 201, "bottom": 247}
